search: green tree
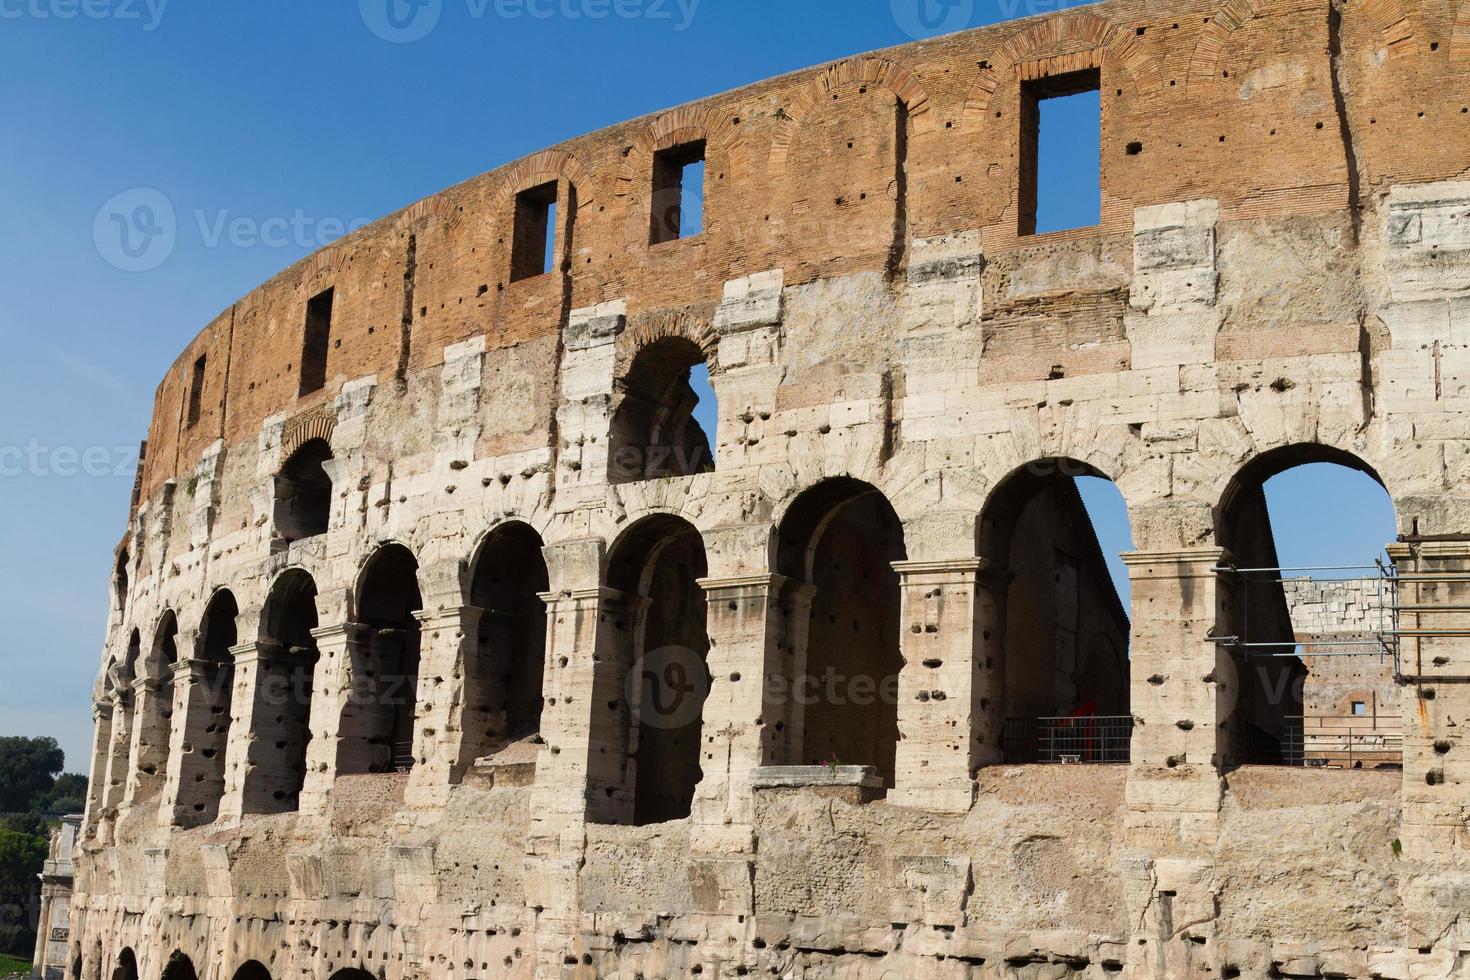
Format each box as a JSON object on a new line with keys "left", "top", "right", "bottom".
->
{"left": 0, "top": 737, "right": 64, "bottom": 812}
{"left": 34, "top": 774, "right": 87, "bottom": 815}
{"left": 0, "top": 828, "right": 45, "bottom": 955}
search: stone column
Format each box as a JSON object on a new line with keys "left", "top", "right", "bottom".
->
{"left": 80, "top": 700, "right": 112, "bottom": 837}
{"left": 1120, "top": 546, "right": 1229, "bottom": 979}
{"left": 100, "top": 690, "right": 134, "bottom": 810}
{"left": 218, "top": 640, "right": 317, "bottom": 820}
{"left": 406, "top": 605, "right": 484, "bottom": 808}
{"left": 161, "top": 656, "right": 227, "bottom": 828}
{"left": 123, "top": 671, "right": 173, "bottom": 810}
{"left": 889, "top": 558, "right": 1009, "bottom": 814}
{"left": 692, "top": 574, "right": 810, "bottom": 841}
{"left": 1389, "top": 539, "right": 1470, "bottom": 947}
{"left": 298, "top": 622, "right": 369, "bottom": 815}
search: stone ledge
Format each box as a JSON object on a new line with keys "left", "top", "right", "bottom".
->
{"left": 750, "top": 765, "right": 883, "bottom": 789}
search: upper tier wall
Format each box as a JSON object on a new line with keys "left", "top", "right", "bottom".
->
{"left": 139, "top": 0, "right": 1470, "bottom": 500}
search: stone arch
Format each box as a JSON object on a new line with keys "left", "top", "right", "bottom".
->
{"left": 489, "top": 148, "right": 595, "bottom": 215}
{"left": 605, "top": 513, "right": 712, "bottom": 825}
{"left": 1193, "top": 0, "right": 1418, "bottom": 85}
{"left": 272, "top": 437, "right": 334, "bottom": 549}
{"left": 608, "top": 334, "right": 717, "bottom": 484}
{"left": 962, "top": 9, "right": 1163, "bottom": 129}
{"left": 131, "top": 610, "right": 179, "bottom": 801}
{"left": 231, "top": 962, "right": 272, "bottom": 980}
{"left": 182, "top": 588, "right": 239, "bottom": 824}
{"left": 345, "top": 543, "right": 424, "bottom": 774}
{"left": 978, "top": 457, "right": 1134, "bottom": 762}
{"left": 110, "top": 948, "right": 138, "bottom": 980}
{"left": 280, "top": 414, "right": 335, "bottom": 460}
{"left": 615, "top": 105, "right": 750, "bottom": 244}
{"left": 775, "top": 477, "right": 906, "bottom": 787}
{"left": 326, "top": 971, "right": 374, "bottom": 980}
{"left": 458, "top": 520, "right": 550, "bottom": 777}
{"left": 1214, "top": 442, "right": 1396, "bottom": 766}
{"left": 160, "top": 951, "right": 197, "bottom": 980}
{"left": 246, "top": 568, "right": 321, "bottom": 814}
{"left": 769, "top": 56, "right": 934, "bottom": 174}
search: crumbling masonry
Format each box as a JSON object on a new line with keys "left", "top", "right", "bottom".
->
{"left": 67, "top": 0, "right": 1470, "bottom": 975}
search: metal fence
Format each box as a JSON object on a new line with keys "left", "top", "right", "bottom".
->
{"left": 1279, "top": 716, "right": 1403, "bottom": 768}
{"left": 1002, "top": 715, "right": 1134, "bottom": 764}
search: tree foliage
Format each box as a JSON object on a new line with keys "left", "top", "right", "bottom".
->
{"left": 0, "top": 737, "right": 64, "bottom": 813}
{"left": 0, "top": 736, "right": 89, "bottom": 956}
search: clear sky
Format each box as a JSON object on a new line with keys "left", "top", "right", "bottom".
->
{"left": 0, "top": 0, "right": 1398, "bottom": 771}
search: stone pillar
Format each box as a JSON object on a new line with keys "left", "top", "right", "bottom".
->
{"left": 692, "top": 574, "right": 809, "bottom": 841}
{"left": 218, "top": 640, "right": 317, "bottom": 820}
{"left": 889, "top": 558, "right": 1008, "bottom": 814}
{"left": 1121, "top": 546, "right": 1229, "bottom": 979}
{"left": 1388, "top": 540, "right": 1470, "bottom": 949}
{"left": 406, "top": 605, "right": 483, "bottom": 808}
{"left": 123, "top": 671, "right": 173, "bottom": 810}
{"left": 100, "top": 690, "right": 134, "bottom": 810}
{"left": 162, "top": 656, "right": 230, "bottom": 828}
{"left": 298, "top": 622, "right": 368, "bottom": 815}
{"left": 80, "top": 701, "right": 111, "bottom": 836}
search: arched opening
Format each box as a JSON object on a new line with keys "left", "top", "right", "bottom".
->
{"left": 231, "top": 962, "right": 272, "bottom": 980}
{"left": 111, "top": 949, "right": 137, "bottom": 980}
{"left": 462, "top": 522, "right": 549, "bottom": 775}
{"left": 608, "top": 337, "right": 716, "bottom": 484}
{"left": 776, "top": 478, "right": 906, "bottom": 788}
{"left": 247, "top": 570, "right": 320, "bottom": 813}
{"left": 607, "top": 514, "right": 711, "bottom": 825}
{"left": 102, "top": 632, "right": 141, "bottom": 809}
{"left": 978, "top": 459, "right": 1133, "bottom": 764}
{"left": 272, "top": 438, "right": 333, "bottom": 550}
{"left": 1217, "top": 444, "right": 1398, "bottom": 769}
{"left": 348, "top": 544, "right": 423, "bottom": 774}
{"left": 181, "top": 588, "right": 237, "bottom": 824}
{"left": 160, "top": 952, "right": 197, "bottom": 980}
{"left": 326, "top": 971, "right": 374, "bottom": 980}
{"left": 133, "top": 612, "right": 179, "bottom": 799}
{"left": 114, "top": 549, "right": 129, "bottom": 616}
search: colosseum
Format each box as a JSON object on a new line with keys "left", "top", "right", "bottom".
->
{"left": 65, "top": 0, "right": 1470, "bottom": 976}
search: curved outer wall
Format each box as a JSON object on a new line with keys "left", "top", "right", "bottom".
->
{"left": 69, "top": 0, "right": 1470, "bottom": 976}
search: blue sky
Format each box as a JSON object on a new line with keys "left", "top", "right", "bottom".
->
{"left": 0, "top": 1, "right": 1396, "bottom": 770}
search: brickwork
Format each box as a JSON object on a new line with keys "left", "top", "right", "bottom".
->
{"left": 65, "top": 0, "right": 1470, "bottom": 977}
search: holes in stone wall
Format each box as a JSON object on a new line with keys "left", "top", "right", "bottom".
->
{"left": 511, "top": 181, "right": 559, "bottom": 281}
{"left": 1020, "top": 68, "right": 1101, "bottom": 235}
{"left": 650, "top": 140, "right": 706, "bottom": 244}
{"left": 299, "top": 287, "right": 334, "bottom": 398}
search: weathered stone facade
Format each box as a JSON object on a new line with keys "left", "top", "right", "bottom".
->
{"left": 69, "top": 0, "right": 1470, "bottom": 976}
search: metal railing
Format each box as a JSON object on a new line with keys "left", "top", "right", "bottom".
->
{"left": 391, "top": 741, "right": 415, "bottom": 773}
{"left": 1002, "top": 715, "right": 1134, "bottom": 764}
{"left": 1240, "top": 716, "right": 1404, "bottom": 768}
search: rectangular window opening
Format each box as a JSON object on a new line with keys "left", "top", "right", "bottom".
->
{"left": 1352, "top": 701, "right": 1368, "bottom": 716}
{"left": 511, "top": 181, "right": 559, "bottom": 282}
{"left": 187, "top": 354, "right": 206, "bottom": 427}
{"left": 300, "top": 287, "right": 334, "bottom": 398}
{"left": 1019, "top": 68, "right": 1101, "bottom": 236}
{"left": 650, "top": 140, "right": 707, "bottom": 245}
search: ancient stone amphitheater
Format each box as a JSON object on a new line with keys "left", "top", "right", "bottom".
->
{"left": 68, "top": 0, "right": 1470, "bottom": 976}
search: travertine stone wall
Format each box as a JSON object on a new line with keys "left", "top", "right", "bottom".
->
{"left": 68, "top": 0, "right": 1470, "bottom": 976}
